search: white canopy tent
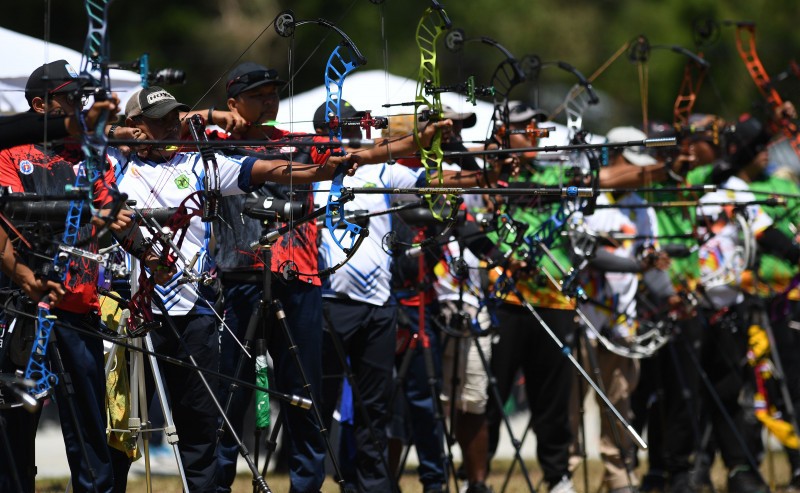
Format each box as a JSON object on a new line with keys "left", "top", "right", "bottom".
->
{"left": 0, "top": 27, "right": 142, "bottom": 113}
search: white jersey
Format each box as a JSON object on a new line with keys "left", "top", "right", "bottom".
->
{"left": 615, "top": 192, "right": 659, "bottom": 251}
{"left": 580, "top": 193, "right": 641, "bottom": 339}
{"left": 110, "top": 147, "right": 258, "bottom": 315}
{"left": 314, "top": 163, "right": 426, "bottom": 306}
{"left": 697, "top": 175, "right": 773, "bottom": 309}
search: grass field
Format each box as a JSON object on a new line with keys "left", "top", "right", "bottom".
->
{"left": 33, "top": 455, "right": 798, "bottom": 492}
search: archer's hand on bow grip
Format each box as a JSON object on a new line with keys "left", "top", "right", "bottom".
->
{"left": 419, "top": 119, "right": 453, "bottom": 148}
{"left": 489, "top": 153, "right": 521, "bottom": 188}
{"left": 21, "top": 273, "right": 65, "bottom": 307}
{"left": 326, "top": 153, "right": 360, "bottom": 178}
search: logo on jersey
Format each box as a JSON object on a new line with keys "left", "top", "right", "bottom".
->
{"left": 174, "top": 174, "right": 191, "bottom": 189}
{"left": 19, "top": 160, "right": 34, "bottom": 175}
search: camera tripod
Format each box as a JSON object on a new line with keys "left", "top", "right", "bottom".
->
{"left": 100, "top": 293, "right": 189, "bottom": 491}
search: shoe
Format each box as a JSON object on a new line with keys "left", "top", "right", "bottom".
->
{"left": 549, "top": 476, "right": 578, "bottom": 493}
{"left": 727, "top": 466, "right": 769, "bottom": 493}
{"left": 465, "top": 482, "right": 493, "bottom": 493}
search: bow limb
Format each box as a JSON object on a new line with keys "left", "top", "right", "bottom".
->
{"left": 272, "top": 9, "right": 370, "bottom": 277}
{"left": 732, "top": 22, "right": 800, "bottom": 159}
{"left": 25, "top": 0, "right": 119, "bottom": 398}
{"left": 323, "top": 42, "right": 366, "bottom": 255}
{"left": 413, "top": 2, "right": 452, "bottom": 220}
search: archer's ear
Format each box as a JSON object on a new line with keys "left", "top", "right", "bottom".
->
{"left": 30, "top": 97, "right": 47, "bottom": 114}
{"left": 227, "top": 97, "right": 237, "bottom": 112}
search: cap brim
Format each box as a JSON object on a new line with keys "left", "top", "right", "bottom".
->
{"left": 237, "top": 79, "right": 285, "bottom": 96}
{"left": 443, "top": 111, "right": 477, "bottom": 129}
{"left": 142, "top": 101, "right": 191, "bottom": 119}
{"left": 623, "top": 149, "right": 658, "bottom": 166}
{"left": 50, "top": 80, "right": 82, "bottom": 95}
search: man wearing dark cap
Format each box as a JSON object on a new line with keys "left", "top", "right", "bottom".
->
{"left": 210, "top": 62, "right": 330, "bottom": 493}
{"left": 212, "top": 62, "right": 452, "bottom": 491}
{"left": 0, "top": 60, "right": 159, "bottom": 493}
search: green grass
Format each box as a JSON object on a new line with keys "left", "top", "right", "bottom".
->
{"left": 34, "top": 454, "right": 798, "bottom": 492}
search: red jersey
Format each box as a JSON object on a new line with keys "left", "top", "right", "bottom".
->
{"left": 0, "top": 143, "right": 116, "bottom": 313}
{"left": 211, "top": 127, "right": 321, "bottom": 285}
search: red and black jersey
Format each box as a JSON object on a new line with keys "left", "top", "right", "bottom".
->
{"left": 0, "top": 143, "right": 116, "bottom": 313}
{"left": 211, "top": 128, "right": 321, "bottom": 285}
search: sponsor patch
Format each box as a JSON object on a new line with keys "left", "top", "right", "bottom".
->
{"left": 19, "top": 160, "right": 34, "bottom": 175}
{"left": 146, "top": 90, "right": 175, "bottom": 105}
{"left": 64, "top": 62, "right": 79, "bottom": 79}
{"left": 174, "top": 174, "right": 191, "bottom": 189}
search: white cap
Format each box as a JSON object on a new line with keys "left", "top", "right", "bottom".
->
{"left": 496, "top": 100, "right": 548, "bottom": 124}
{"left": 606, "top": 126, "right": 657, "bottom": 166}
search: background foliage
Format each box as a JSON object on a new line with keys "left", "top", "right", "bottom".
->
{"left": 4, "top": 0, "right": 800, "bottom": 132}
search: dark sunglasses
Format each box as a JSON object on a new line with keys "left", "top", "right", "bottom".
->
{"left": 226, "top": 69, "right": 279, "bottom": 92}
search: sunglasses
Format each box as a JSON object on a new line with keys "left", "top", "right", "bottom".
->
{"left": 226, "top": 69, "right": 279, "bottom": 92}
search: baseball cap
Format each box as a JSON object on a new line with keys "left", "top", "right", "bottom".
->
{"left": 126, "top": 86, "right": 190, "bottom": 119}
{"left": 313, "top": 99, "right": 364, "bottom": 130}
{"left": 725, "top": 115, "right": 771, "bottom": 169}
{"left": 226, "top": 62, "right": 284, "bottom": 98}
{"left": 500, "top": 101, "right": 549, "bottom": 124}
{"left": 441, "top": 105, "right": 477, "bottom": 128}
{"left": 25, "top": 60, "right": 82, "bottom": 106}
{"left": 416, "top": 105, "right": 477, "bottom": 129}
{"left": 606, "top": 126, "right": 657, "bottom": 166}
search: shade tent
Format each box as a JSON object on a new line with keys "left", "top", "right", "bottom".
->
{"left": 0, "top": 27, "right": 142, "bottom": 113}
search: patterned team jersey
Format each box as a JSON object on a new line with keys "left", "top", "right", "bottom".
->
{"left": 696, "top": 176, "right": 773, "bottom": 309}
{"left": 0, "top": 143, "right": 115, "bottom": 314}
{"left": 313, "top": 163, "right": 426, "bottom": 305}
{"left": 110, "top": 147, "right": 258, "bottom": 315}
{"left": 211, "top": 127, "right": 321, "bottom": 285}
{"left": 580, "top": 193, "right": 641, "bottom": 339}
{"left": 487, "top": 164, "right": 576, "bottom": 310}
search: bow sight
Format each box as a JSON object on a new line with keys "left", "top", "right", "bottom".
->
{"left": 109, "top": 54, "right": 186, "bottom": 88}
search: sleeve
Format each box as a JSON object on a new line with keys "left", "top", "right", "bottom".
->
{"left": 588, "top": 249, "right": 643, "bottom": 273}
{"left": 214, "top": 154, "right": 258, "bottom": 194}
{"left": 738, "top": 190, "right": 773, "bottom": 234}
{"left": 0, "top": 150, "right": 25, "bottom": 192}
{"left": 310, "top": 136, "right": 331, "bottom": 165}
{"left": 758, "top": 226, "right": 800, "bottom": 264}
{"left": 0, "top": 113, "right": 69, "bottom": 151}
